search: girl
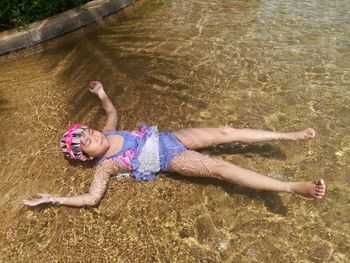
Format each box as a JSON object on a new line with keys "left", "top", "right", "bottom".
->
{"left": 24, "top": 81, "right": 326, "bottom": 207}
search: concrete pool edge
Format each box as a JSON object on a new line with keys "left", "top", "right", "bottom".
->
{"left": 0, "top": 0, "right": 138, "bottom": 56}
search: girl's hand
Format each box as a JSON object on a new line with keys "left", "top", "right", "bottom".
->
{"left": 89, "top": 81, "right": 104, "bottom": 95}
{"left": 23, "top": 193, "right": 54, "bottom": 206}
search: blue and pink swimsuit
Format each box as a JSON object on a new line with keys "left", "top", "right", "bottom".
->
{"left": 98, "top": 125, "right": 187, "bottom": 181}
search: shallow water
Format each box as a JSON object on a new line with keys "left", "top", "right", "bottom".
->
{"left": 0, "top": 0, "right": 349, "bottom": 262}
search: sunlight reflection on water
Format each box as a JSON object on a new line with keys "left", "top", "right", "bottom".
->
{"left": 0, "top": 0, "right": 349, "bottom": 262}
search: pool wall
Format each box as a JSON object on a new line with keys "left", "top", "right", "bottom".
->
{"left": 0, "top": 0, "right": 139, "bottom": 56}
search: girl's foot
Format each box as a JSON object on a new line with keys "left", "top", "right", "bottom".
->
{"left": 289, "top": 179, "right": 326, "bottom": 199}
{"left": 288, "top": 128, "right": 316, "bottom": 141}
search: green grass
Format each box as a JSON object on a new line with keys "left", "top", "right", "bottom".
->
{"left": 0, "top": 0, "right": 91, "bottom": 29}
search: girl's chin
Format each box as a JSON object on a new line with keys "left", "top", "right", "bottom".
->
{"left": 99, "top": 146, "right": 110, "bottom": 157}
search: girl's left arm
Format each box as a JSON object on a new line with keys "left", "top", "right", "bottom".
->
{"left": 24, "top": 160, "right": 121, "bottom": 207}
{"left": 89, "top": 81, "right": 118, "bottom": 132}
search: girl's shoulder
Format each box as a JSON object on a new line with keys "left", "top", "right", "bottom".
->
{"left": 102, "top": 129, "right": 123, "bottom": 136}
{"left": 96, "top": 159, "right": 124, "bottom": 174}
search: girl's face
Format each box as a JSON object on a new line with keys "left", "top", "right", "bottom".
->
{"left": 80, "top": 128, "right": 110, "bottom": 158}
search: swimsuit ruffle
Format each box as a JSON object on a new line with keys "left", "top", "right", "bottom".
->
{"left": 131, "top": 124, "right": 160, "bottom": 181}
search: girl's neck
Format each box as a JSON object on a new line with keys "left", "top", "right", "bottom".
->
{"left": 102, "top": 134, "right": 124, "bottom": 158}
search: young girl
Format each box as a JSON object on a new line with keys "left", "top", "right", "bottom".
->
{"left": 24, "top": 81, "right": 326, "bottom": 207}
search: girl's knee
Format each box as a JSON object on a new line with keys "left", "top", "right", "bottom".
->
{"left": 219, "top": 127, "right": 236, "bottom": 137}
{"left": 209, "top": 160, "right": 230, "bottom": 180}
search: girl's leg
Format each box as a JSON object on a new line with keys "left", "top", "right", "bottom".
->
{"left": 174, "top": 127, "right": 315, "bottom": 150}
{"left": 168, "top": 150, "right": 326, "bottom": 199}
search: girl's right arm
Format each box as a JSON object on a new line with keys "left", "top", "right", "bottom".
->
{"left": 24, "top": 160, "right": 122, "bottom": 207}
{"left": 89, "top": 81, "right": 118, "bottom": 132}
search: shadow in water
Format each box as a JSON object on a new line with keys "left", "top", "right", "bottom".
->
{"left": 200, "top": 143, "right": 287, "bottom": 160}
{"left": 65, "top": 158, "right": 97, "bottom": 169}
{"left": 40, "top": 39, "right": 132, "bottom": 126}
{"left": 0, "top": 89, "right": 10, "bottom": 112}
{"left": 168, "top": 173, "right": 288, "bottom": 216}
{"left": 40, "top": 27, "right": 194, "bottom": 128}
{"left": 0, "top": 90, "right": 10, "bottom": 148}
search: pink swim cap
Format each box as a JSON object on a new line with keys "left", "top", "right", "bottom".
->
{"left": 60, "top": 124, "right": 89, "bottom": 161}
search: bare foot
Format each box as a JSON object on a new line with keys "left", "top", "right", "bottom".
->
{"left": 288, "top": 128, "right": 316, "bottom": 141}
{"left": 289, "top": 179, "right": 326, "bottom": 199}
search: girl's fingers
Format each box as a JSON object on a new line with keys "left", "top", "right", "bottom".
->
{"left": 89, "top": 84, "right": 98, "bottom": 91}
{"left": 23, "top": 200, "right": 37, "bottom": 206}
{"left": 88, "top": 81, "right": 102, "bottom": 92}
{"left": 24, "top": 198, "right": 46, "bottom": 206}
{"left": 90, "top": 81, "right": 99, "bottom": 86}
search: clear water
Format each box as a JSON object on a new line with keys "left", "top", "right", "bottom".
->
{"left": 0, "top": 0, "right": 349, "bottom": 262}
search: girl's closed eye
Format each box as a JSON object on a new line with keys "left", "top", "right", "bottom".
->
{"left": 81, "top": 135, "right": 90, "bottom": 146}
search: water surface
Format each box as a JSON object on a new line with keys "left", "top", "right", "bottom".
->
{"left": 0, "top": 0, "right": 349, "bottom": 262}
